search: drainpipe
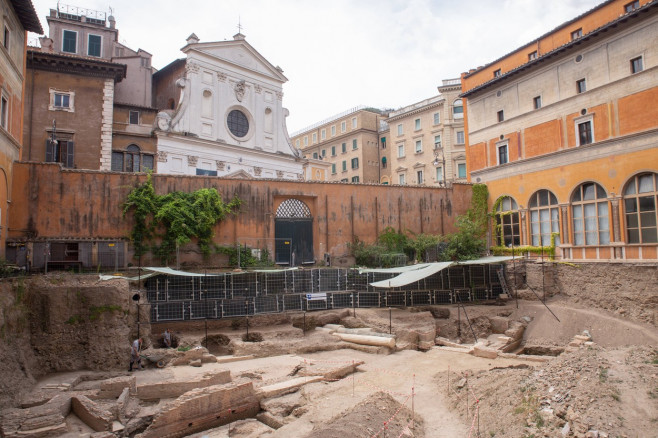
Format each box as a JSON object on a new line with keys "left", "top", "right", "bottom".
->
{"left": 28, "top": 51, "right": 35, "bottom": 161}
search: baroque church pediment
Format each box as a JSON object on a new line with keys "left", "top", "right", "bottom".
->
{"left": 185, "top": 40, "right": 287, "bottom": 83}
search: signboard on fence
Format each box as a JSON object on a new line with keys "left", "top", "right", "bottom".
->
{"left": 306, "top": 293, "right": 327, "bottom": 301}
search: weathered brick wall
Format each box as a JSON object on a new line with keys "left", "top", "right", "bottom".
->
{"left": 9, "top": 162, "right": 472, "bottom": 264}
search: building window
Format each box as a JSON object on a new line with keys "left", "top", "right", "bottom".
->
{"left": 352, "top": 139, "right": 357, "bottom": 150}
{"left": 571, "top": 28, "right": 582, "bottom": 40}
{"left": 331, "top": 146, "right": 336, "bottom": 156}
{"left": 417, "top": 170, "right": 423, "bottom": 184}
{"left": 381, "top": 157, "right": 387, "bottom": 169}
{"left": 62, "top": 30, "right": 77, "bottom": 53}
{"left": 55, "top": 93, "right": 70, "bottom": 108}
{"left": 435, "top": 166, "right": 443, "bottom": 182}
{"left": 498, "top": 143, "right": 509, "bottom": 165}
{"left": 397, "top": 124, "right": 403, "bottom": 135}
{"left": 352, "top": 117, "right": 357, "bottom": 129}
{"left": 312, "top": 152, "right": 318, "bottom": 159}
{"left": 3, "top": 24, "right": 9, "bottom": 50}
{"left": 227, "top": 109, "right": 249, "bottom": 138}
{"left": 331, "top": 125, "right": 336, "bottom": 136}
{"left": 331, "top": 163, "right": 336, "bottom": 174}
{"left": 497, "top": 110, "right": 504, "bottom": 122}
{"left": 528, "top": 51, "right": 537, "bottom": 61}
{"left": 576, "top": 117, "right": 594, "bottom": 146}
{"left": 576, "top": 78, "right": 587, "bottom": 94}
{"left": 342, "top": 160, "right": 347, "bottom": 172}
{"left": 457, "top": 163, "right": 467, "bottom": 179}
{"left": 321, "top": 129, "right": 326, "bottom": 140}
{"left": 625, "top": 1, "right": 640, "bottom": 12}
{"left": 456, "top": 130, "right": 465, "bottom": 144}
{"left": 415, "top": 140, "right": 422, "bottom": 153}
{"left": 453, "top": 99, "right": 463, "bottom": 120}
{"left": 414, "top": 118, "right": 421, "bottom": 130}
{"left": 533, "top": 96, "right": 542, "bottom": 110}
{"left": 321, "top": 149, "right": 326, "bottom": 157}
{"left": 341, "top": 142, "right": 346, "bottom": 153}
{"left": 351, "top": 157, "right": 359, "bottom": 169}
{"left": 111, "top": 145, "right": 154, "bottom": 172}
{"left": 624, "top": 172, "right": 658, "bottom": 244}
{"left": 494, "top": 196, "right": 520, "bottom": 246}
{"left": 46, "top": 137, "right": 75, "bottom": 168}
{"left": 630, "top": 56, "right": 643, "bottom": 74}
{"left": 434, "top": 135, "right": 442, "bottom": 149}
{"left": 340, "top": 178, "right": 348, "bottom": 182}
{"left": 88, "top": 34, "right": 101, "bottom": 57}
{"left": 303, "top": 136, "right": 308, "bottom": 146}
{"left": 312, "top": 132, "right": 317, "bottom": 143}
{"left": 0, "top": 94, "right": 7, "bottom": 129}
{"left": 381, "top": 137, "right": 386, "bottom": 149}
{"left": 129, "top": 110, "right": 139, "bottom": 125}
{"left": 351, "top": 176, "right": 359, "bottom": 183}
{"left": 49, "top": 89, "right": 74, "bottom": 112}
{"left": 571, "top": 182, "right": 609, "bottom": 245}
{"left": 399, "top": 174, "right": 405, "bottom": 185}
{"left": 397, "top": 144, "right": 405, "bottom": 158}
{"left": 529, "top": 190, "right": 560, "bottom": 246}
{"left": 433, "top": 112, "right": 440, "bottom": 125}
{"left": 493, "top": 69, "right": 501, "bottom": 78}
{"left": 341, "top": 121, "right": 346, "bottom": 132}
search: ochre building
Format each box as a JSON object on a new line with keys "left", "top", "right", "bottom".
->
{"left": 461, "top": 0, "right": 658, "bottom": 261}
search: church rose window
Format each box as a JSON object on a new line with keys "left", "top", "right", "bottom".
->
{"left": 227, "top": 109, "right": 249, "bottom": 138}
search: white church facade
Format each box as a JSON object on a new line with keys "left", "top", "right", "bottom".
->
{"left": 153, "top": 33, "right": 307, "bottom": 179}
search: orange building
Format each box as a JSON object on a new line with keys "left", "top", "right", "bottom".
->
{"left": 461, "top": 0, "right": 658, "bottom": 261}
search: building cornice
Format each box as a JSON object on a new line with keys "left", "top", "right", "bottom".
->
{"left": 27, "top": 50, "right": 127, "bottom": 82}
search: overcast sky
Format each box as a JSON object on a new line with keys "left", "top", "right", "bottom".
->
{"left": 29, "top": 0, "right": 602, "bottom": 133}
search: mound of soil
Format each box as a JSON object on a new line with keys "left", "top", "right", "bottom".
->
{"left": 307, "top": 391, "right": 423, "bottom": 438}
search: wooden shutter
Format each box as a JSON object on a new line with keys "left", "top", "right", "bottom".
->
{"left": 45, "top": 139, "right": 54, "bottom": 162}
{"left": 65, "top": 141, "right": 74, "bottom": 168}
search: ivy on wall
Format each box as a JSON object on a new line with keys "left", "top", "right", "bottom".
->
{"left": 122, "top": 174, "right": 242, "bottom": 262}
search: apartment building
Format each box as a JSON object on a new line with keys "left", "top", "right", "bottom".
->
{"left": 461, "top": 0, "right": 658, "bottom": 261}
{"left": 384, "top": 79, "right": 465, "bottom": 186}
{"left": 292, "top": 107, "right": 383, "bottom": 183}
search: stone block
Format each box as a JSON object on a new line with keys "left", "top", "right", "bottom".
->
{"left": 216, "top": 355, "right": 255, "bottom": 364}
{"left": 504, "top": 321, "right": 525, "bottom": 341}
{"left": 71, "top": 395, "right": 113, "bottom": 432}
{"left": 297, "top": 360, "right": 363, "bottom": 381}
{"left": 201, "top": 354, "right": 217, "bottom": 363}
{"left": 138, "top": 382, "right": 259, "bottom": 438}
{"left": 171, "top": 347, "right": 208, "bottom": 366}
{"left": 256, "top": 411, "right": 284, "bottom": 429}
{"left": 98, "top": 376, "right": 136, "bottom": 398}
{"left": 189, "top": 359, "right": 202, "bottom": 367}
{"left": 489, "top": 316, "right": 509, "bottom": 333}
{"left": 472, "top": 343, "right": 498, "bottom": 359}
{"left": 136, "top": 369, "right": 231, "bottom": 400}
{"left": 257, "top": 376, "right": 323, "bottom": 399}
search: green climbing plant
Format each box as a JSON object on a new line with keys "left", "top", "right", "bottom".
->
{"left": 123, "top": 174, "right": 242, "bottom": 263}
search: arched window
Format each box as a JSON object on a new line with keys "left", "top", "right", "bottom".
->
{"left": 624, "top": 172, "right": 658, "bottom": 244}
{"left": 111, "top": 144, "right": 154, "bottom": 173}
{"left": 529, "top": 190, "right": 560, "bottom": 246}
{"left": 571, "top": 182, "right": 609, "bottom": 245}
{"left": 453, "top": 99, "right": 463, "bottom": 120}
{"left": 494, "top": 196, "right": 520, "bottom": 246}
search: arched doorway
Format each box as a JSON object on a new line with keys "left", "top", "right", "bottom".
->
{"left": 274, "top": 199, "right": 314, "bottom": 265}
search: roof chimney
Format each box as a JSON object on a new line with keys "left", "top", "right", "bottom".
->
{"left": 108, "top": 15, "right": 116, "bottom": 29}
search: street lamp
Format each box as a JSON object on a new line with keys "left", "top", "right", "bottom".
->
{"left": 50, "top": 119, "right": 58, "bottom": 149}
{"left": 433, "top": 148, "right": 446, "bottom": 186}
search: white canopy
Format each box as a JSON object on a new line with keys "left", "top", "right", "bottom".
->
{"left": 99, "top": 266, "right": 299, "bottom": 281}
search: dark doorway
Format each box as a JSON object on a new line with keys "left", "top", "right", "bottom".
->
{"left": 274, "top": 199, "right": 314, "bottom": 266}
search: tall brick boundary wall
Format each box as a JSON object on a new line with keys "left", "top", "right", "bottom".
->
{"left": 8, "top": 162, "right": 471, "bottom": 266}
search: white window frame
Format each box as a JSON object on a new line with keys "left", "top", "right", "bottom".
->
{"left": 453, "top": 99, "right": 464, "bottom": 120}
{"left": 435, "top": 166, "right": 443, "bottom": 182}
{"left": 321, "top": 129, "right": 326, "bottom": 140}
{"left": 87, "top": 33, "right": 102, "bottom": 57}
{"left": 129, "top": 110, "right": 140, "bottom": 125}
{"left": 397, "top": 143, "right": 405, "bottom": 158}
{"left": 331, "top": 125, "right": 336, "bottom": 136}
{"left": 630, "top": 55, "right": 644, "bottom": 74}
{"left": 62, "top": 29, "right": 78, "bottom": 54}
{"left": 0, "top": 92, "right": 8, "bottom": 130}
{"left": 434, "top": 134, "right": 442, "bottom": 150}
{"left": 414, "top": 118, "right": 421, "bottom": 131}
{"left": 433, "top": 112, "right": 440, "bottom": 125}
{"left": 574, "top": 114, "right": 594, "bottom": 146}
{"left": 303, "top": 136, "right": 308, "bottom": 146}
{"left": 457, "top": 163, "right": 467, "bottom": 179}
{"left": 415, "top": 140, "right": 422, "bottom": 153}
{"left": 417, "top": 170, "right": 423, "bottom": 184}
{"left": 341, "top": 121, "right": 346, "bottom": 133}
{"left": 49, "top": 88, "right": 75, "bottom": 112}
{"left": 312, "top": 132, "right": 317, "bottom": 143}
{"left": 397, "top": 124, "right": 403, "bottom": 135}
{"left": 496, "top": 140, "right": 509, "bottom": 165}
{"left": 352, "top": 117, "right": 357, "bottom": 129}
{"left": 456, "top": 130, "right": 465, "bottom": 145}
{"left": 398, "top": 174, "right": 405, "bottom": 185}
